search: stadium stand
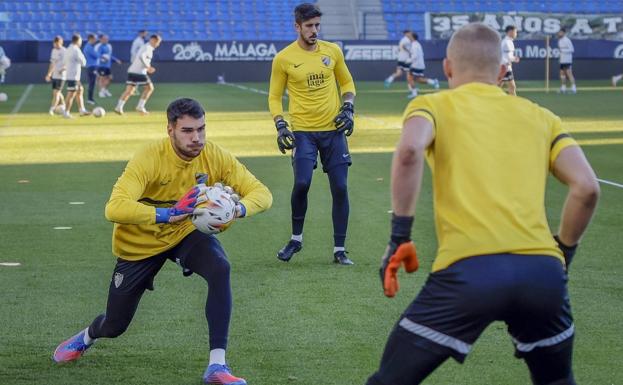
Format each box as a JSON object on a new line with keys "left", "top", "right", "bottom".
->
{"left": 380, "top": 0, "right": 623, "bottom": 40}
{"left": 0, "top": 0, "right": 309, "bottom": 41}
{"left": 0, "top": 0, "right": 621, "bottom": 41}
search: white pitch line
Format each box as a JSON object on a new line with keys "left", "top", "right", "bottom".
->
{"left": 11, "top": 84, "right": 33, "bottom": 114}
{"left": 597, "top": 178, "right": 623, "bottom": 189}
{"left": 0, "top": 262, "right": 21, "bottom": 267}
{"left": 53, "top": 226, "right": 73, "bottom": 230}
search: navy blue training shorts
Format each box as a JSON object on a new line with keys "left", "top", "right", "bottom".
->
{"left": 398, "top": 253, "right": 574, "bottom": 362}
{"left": 292, "top": 130, "right": 352, "bottom": 172}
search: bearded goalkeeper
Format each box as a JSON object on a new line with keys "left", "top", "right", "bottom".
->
{"left": 268, "top": 2, "right": 356, "bottom": 265}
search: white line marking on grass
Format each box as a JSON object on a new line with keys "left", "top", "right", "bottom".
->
{"left": 69, "top": 202, "right": 85, "bottom": 205}
{"left": 53, "top": 226, "right": 73, "bottom": 230}
{"left": 597, "top": 178, "right": 623, "bottom": 189}
{"left": 11, "top": 84, "right": 33, "bottom": 114}
{"left": 0, "top": 262, "right": 21, "bottom": 267}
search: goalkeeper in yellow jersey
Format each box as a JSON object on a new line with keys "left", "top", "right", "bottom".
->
{"left": 268, "top": 3, "right": 356, "bottom": 265}
{"left": 52, "top": 98, "right": 272, "bottom": 385}
{"left": 368, "top": 23, "right": 599, "bottom": 384}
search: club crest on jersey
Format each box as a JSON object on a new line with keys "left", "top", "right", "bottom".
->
{"left": 321, "top": 56, "right": 330, "bottom": 66}
{"left": 195, "top": 173, "right": 208, "bottom": 184}
{"left": 113, "top": 272, "right": 124, "bottom": 288}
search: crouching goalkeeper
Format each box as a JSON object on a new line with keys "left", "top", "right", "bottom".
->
{"left": 53, "top": 98, "right": 272, "bottom": 385}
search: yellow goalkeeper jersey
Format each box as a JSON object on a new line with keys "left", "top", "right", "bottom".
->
{"left": 403, "top": 82, "right": 577, "bottom": 272}
{"left": 105, "top": 138, "right": 273, "bottom": 261}
{"left": 268, "top": 40, "right": 356, "bottom": 131}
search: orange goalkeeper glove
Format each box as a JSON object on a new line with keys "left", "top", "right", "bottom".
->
{"left": 380, "top": 214, "right": 419, "bottom": 298}
{"left": 380, "top": 241, "right": 419, "bottom": 298}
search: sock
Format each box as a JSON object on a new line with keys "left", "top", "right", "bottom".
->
{"left": 116, "top": 99, "right": 125, "bottom": 110}
{"left": 209, "top": 348, "right": 226, "bottom": 366}
{"left": 426, "top": 79, "right": 435, "bottom": 85}
{"left": 291, "top": 234, "right": 303, "bottom": 242}
{"left": 614, "top": 75, "right": 622, "bottom": 83}
{"left": 385, "top": 75, "right": 394, "bottom": 84}
{"left": 561, "top": 85, "right": 567, "bottom": 91}
{"left": 82, "top": 327, "right": 95, "bottom": 345}
{"left": 411, "top": 88, "right": 418, "bottom": 96}
{"left": 571, "top": 84, "right": 576, "bottom": 91}
{"left": 137, "top": 98, "right": 146, "bottom": 109}
{"left": 334, "top": 246, "right": 345, "bottom": 254}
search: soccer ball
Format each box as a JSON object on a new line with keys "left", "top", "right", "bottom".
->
{"left": 0, "top": 92, "right": 7, "bottom": 102}
{"left": 54, "top": 105, "right": 65, "bottom": 115}
{"left": 93, "top": 106, "right": 106, "bottom": 118}
{"left": 191, "top": 187, "right": 236, "bottom": 235}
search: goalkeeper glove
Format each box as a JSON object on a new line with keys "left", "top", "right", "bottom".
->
{"left": 275, "top": 118, "right": 295, "bottom": 154}
{"left": 155, "top": 184, "right": 208, "bottom": 224}
{"left": 334, "top": 102, "right": 354, "bottom": 136}
{"left": 380, "top": 214, "right": 419, "bottom": 298}
{"left": 554, "top": 235, "right": 578, "bottom": 270}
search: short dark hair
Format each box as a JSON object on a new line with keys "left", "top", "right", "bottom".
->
{"left": 559, "top": 27, "right": 567, "bottom": 33}
{"left": 167, "top": 98, "right": 205, "bottom": 126}
{"left": 71, "top": 33, "right": 81, "bottom": 43}
{"left": 87, "top": 33, "right": 96, "bottom": 40}
{"left": 294, "top": 3, "right": 322, "bottom": 24}
{"left": 150, "top": 34, "right": 161, "bottom": 41}
{"left": 411, "top": 32, "right": 419, "bottom": 40}
{"left": 139, "top": 29, "right": 146, "bottom": 33}
{"left": 403, "top": 29, "right": 411, "bottom": 34}
{"left": 53, "top": 35, "right": 63, "bottom": 43}
{"left": 505, "top": 25, "right": 516, "bottom": 33}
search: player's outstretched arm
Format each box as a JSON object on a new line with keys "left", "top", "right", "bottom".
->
{"left": 552, "top": 146, "right": 600, "bottom": 266}
{"left": 380, "top": 116, "right": 434, "bottom": 297}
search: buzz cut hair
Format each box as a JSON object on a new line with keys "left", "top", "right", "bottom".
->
{"left": 53, "top": 35, "right": 63, "bottom": 43}
{"left": 150, "top": 34, "right": 162, "bottom": 41}
{"left": 505, "top": 25, "right": 516, "bottom": 33}
{"left": 294, "top": 3, "right": 322, "bottom": 24}
{"left": 167, "top": 98, "right": 205, "bottom": 126}
{"left": 560, "top": 27, "right": 567, "bottom": 33}
{"left": 71, "top": 33, "right": 81, "bottom": 43}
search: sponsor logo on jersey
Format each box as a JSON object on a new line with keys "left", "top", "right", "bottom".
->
{"left": 307, "top": 72, "right": 326, "bottom": 88}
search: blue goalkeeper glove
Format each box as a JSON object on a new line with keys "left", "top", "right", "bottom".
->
{"left": 554, "top": 235, "right": 578, "bottom": 270}
{"left": 334, "top": 102, "right": 354, "bottom": 136}
{"left": 275, "top": 118, "right": 295, "bottom": 154}
{"left": 380, "top": 214, "right": 419, "bottom": 298}
{"left": 155, "top": 184, "right": 208, "bottom": 224}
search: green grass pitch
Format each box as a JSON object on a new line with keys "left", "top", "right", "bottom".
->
{"left": 0, "top": 80, "right": 622, "bottom": 384}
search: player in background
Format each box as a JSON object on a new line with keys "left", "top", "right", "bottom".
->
{"left": 0, "top": 45, "right": 11, "bottom": 83}
{"left": 130, "top": 30, "right": 147, "bottom": 96}
{"left": 384, "top": 30, "right": 413, "bottom": 89}
{"left": 557, "top": 28, "right": 576, "bottom": 94}
{"left": 499, "top": 25, "right": 520, "bottom": 96}
{"left": 45, "top": 36, "right": 66, "bottom": 115}
{"left": 268, "top": 3, "right": 356, "bottom": 265}
{"left": 131, "top": 30, "right": 147, "bottom": 63}
{"left": 96, "top": 34, "right": 122, "bottom": 98}
{"left": 115, "top": 34, "right": 161, "bottom": 115}
{"left": 52, "top": 98, "right": 272, "bottom": 385}
{"left": 367, "top": 23, "right": 599, "bottom": 385}
{"left": 63, "top": 34, "right": 91, "bottom": 118}
{"left": 612, "top": 72, "right": 622, "bottom": 87}
{"left": 406, "top": 32, "right": 439, "bottom": 99}
{"left": 83, "top": 34, "right": 99, "bottom": 105}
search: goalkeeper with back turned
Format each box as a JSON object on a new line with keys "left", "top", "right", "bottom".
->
{"left": 268, "top": 2, "right": 356, "bottom": 265}
{"left": 52, "top": 97, "right": 272, "bottom": 385}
